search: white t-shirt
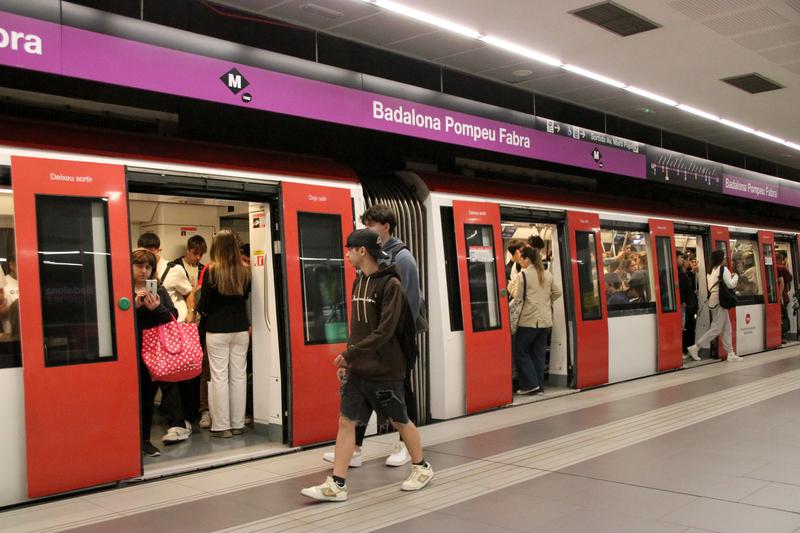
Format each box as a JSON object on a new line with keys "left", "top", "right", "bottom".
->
{"left": 162, "top": 260, "right": 197, "bottom": 322}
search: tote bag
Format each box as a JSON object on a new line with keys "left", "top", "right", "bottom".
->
{"left": 142, "top": 317, "right": 203, "bottom": 382}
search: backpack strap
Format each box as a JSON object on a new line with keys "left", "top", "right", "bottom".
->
{"left": 388, "top": 244, "right": 410, "bottom": 263}
{"left": 159, "top": 262, "right": 175, "bottom": 284}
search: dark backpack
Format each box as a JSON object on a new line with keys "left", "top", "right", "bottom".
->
{"left": 718, "top": 266, "right": 737, "bottom": 310}
{"left": 370, "top": 273, "right": 420, "bottom": 373}
{"left": 386, "top": 244, "right": 428, "bottom": 334}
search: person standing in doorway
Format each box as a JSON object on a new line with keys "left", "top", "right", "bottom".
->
{"left": 195, "top": 230, "right": 251, "bottom": 438}
{"left": 512, "top": 247, "right": 562, "bottom": 395}
{"left": 323, "top": 205, "right": 422, "bottom": 468}
{"left": 162, "top": 235, "right": 207, "bottom": 323}
{"left": 776, "top": 250, "right": 793, "bottom": 344}
{"left": 302, "top": 229, "right": 433, "bottom": 501}
{"left": 687, "top": 250, "right": 740, "bottom": 361}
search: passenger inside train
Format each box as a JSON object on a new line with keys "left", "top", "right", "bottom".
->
{"left": 601, "top": 230, "right": 655, "bottom": 310}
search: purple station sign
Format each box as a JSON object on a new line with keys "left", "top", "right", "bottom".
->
{"left": 0, "top": 9, "right": 796, "bottom": 207}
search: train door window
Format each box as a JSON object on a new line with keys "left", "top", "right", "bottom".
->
{"left": 600, "top": 228, "right": 656, "bottom": 315}
{"left": 762, "top": 243, "right": 778, "bottom": 304}
{"left": 440, "top": 207, "right": 463, "bottom": 331}
{"left": 655, "top": 237, "right": 677, "bottom": 313}
{"left": 0, "top": 188, "right": 20, "bottom": 369}
{"left": 464, "top": 224, "right": 501, "bottom": 331}
{"left": 36, "top": 196, "right": 115, "bottom": 366}
{"left": 575, "top": 231, "right": 601, "bottom": 320}
{"left": 729, "top": 237, "right": 763, "bottom": 304}
{"left": 297, "top": 212, "right": 347, "bottom": 344}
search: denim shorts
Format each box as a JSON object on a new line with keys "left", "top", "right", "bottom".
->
{"left": 339, "top": 372, "right": 409, "bottom": 426}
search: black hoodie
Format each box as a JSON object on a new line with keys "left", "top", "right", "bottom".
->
{"left": 341, "top": 265, "right": 406, "bottom": 381}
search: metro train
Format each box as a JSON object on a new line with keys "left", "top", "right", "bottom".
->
{"left": 0, "top": 121, "right": 796, "bottom": 508}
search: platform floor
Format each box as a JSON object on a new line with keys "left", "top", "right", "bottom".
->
{"left": 4, "top": 348, "right": 800, "bottom": 533}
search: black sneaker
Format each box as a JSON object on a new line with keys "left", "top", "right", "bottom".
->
{"left": 143, "top": 441, "right": 161, "bottom": 457}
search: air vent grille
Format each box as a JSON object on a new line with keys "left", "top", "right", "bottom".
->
{"left": 721, "top": 73, "right": 784, "bottom": 94}
{"left": 570, "top": 2, "right": 661, "bottom": 37}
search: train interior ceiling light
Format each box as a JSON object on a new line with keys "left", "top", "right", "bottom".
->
{"left": 352, "top": 0, "right": 800, "bottom": 152}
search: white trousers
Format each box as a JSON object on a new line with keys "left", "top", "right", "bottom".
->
{"left": 694, "top": 305, "right": 733, "bottom": 353}
{"left": 207, "top": 331, "right": 250, "bottom": 431}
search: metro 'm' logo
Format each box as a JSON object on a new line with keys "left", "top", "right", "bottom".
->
{"left": 220, "top": 67, "right": 250, "bottom": 95}
{"left": 0, "top": 27, "right": 42, "bottom": 55}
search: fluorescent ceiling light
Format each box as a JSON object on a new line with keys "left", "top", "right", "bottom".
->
{"left": 479, "top": 35, "right": 563, "bottom": 67}
{"left": 625, "top": 86, "right": 677, "bottom": 106}
{"left": 754, "top": 131, "right": 786, "bottom": 144}
{"left": 677, "top": 104, "right": 720, "bottom": 122}
{"left": 563, "top": 64, "right": 625, "bottom": 88}
{"left": 786, "top": 142, "right": 800, "bottom": 151}
{"left": 370, "top": 0, "right": 482, "bottom": 39}
{"left": 719, "top": 119, "right": 755, "bottom": 133}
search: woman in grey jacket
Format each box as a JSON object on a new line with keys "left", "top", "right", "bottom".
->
{"left": 687, "top": 250, "right": 740, "bottom": 361}
{"left": 511, "top": 247, "right": 562, "bottom": 394}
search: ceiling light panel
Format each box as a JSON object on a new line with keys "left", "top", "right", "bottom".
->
{"left": 624, "top": 86, "right": 678, "bottom": 106}
{"left": 563, "top": 64, "right": 626, "bottom": 88}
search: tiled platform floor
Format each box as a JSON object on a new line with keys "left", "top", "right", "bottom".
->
{"left": 3, "top": 348, "right": 800, "bottom": 532}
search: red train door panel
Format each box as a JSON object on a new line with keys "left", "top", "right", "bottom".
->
{"left": 11, "top": 156, "right": 139, "bottom": 497}
{"left": 649, "top": 219, "right": 682, "bottom": 371}
{"left": 758, "top": 231, "right": 781, "bottom": 350}
{"left": 282, "top": 182, "right": 355, "bottom": 446}
{"left": 710, "top": 225, "right": 735, "bottom": 359}
{"left": 452, "top": 201, "right": 512, "bottom": 414}
{"left": 567, "top": 211, "right": 608, "bottom": 388}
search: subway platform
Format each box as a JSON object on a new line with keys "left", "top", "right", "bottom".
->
{"left": 4, "top": 348, "right": 800, "bottom": 533}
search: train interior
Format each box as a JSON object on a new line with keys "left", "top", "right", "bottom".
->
{"left": 500, "top": 221, "right": 572, "bottom": 404}
{"left": 775, "top": 240, "right": 798, "bottom": 341}
{"left": 128, "top": 192, "right": 288, "bottom": 476}
{"left": 674, "top": 233, "right": 714, "bottom": 367}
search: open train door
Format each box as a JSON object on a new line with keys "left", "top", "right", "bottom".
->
{"left": 757, "top": 231, "right": 781, "bottom": 350}
{"left": 566, "top": 211, "right": 608, "bottom": 388}
{"left": 452, "top": 200, "right": 512, "bottom": 413}
{"left": 649, "top": 219, "right": 682, "bottom": 371}
{"left": 281, "top": 181, "right": 356, "bottom": 446}
{"left": 709, "top": 225, "right": 735, "bottom": 359}
{"left": 11, "top": 156, "right": 140, "bottom": 497}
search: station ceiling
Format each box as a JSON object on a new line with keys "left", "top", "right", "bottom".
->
{"left": 211, "top": 0, "right": 800, "bottom": 170}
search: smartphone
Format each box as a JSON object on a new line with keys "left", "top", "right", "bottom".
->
{"left": 145, "top": 279, "right": 158, "bottom": 296}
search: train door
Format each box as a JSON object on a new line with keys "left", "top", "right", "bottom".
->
{"left": 499, "top": 208, "right": 570, "bottom": 401}
{"left": 649, "top": 220, "right": 682, "bottom": 371}
{"left": 566, "top": 211, "right": 608, "bottom": 388}
{"left": 452, "top": 200, "right": 512, "bottom": 413}
{"left": 775, "top": 238, "right": 797, "bottom": 341}
{"left": 674, "top": 230, "right": 707, "bottom": 363}
{"left": 757, "top": 231, "right": 781, "bottom": 350}
{"left": 11, "top": 156, "right": 139, "bottom": 498}
{"left": 709, "top": 225, "right": 735, "bottom": 359}
{"left": 281, "top": 181, "right": 356, "bottom": 445}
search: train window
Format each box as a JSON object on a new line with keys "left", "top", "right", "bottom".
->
{"left": 0, "top": 188, "right": 20, "bottom": 370}
{"left": 464, "top": 224, "right": 501, "bottom": 331}
{"left": 36, "top": 196, "right": 116, "bottom": 366}
{"left": 762, "top": 243, "right": 778, "bottom": 304}
{"left": 575, "top": 231, "right": 602, "bottom": 321}
{"left": 297, "top": 212, "right": 348, "bottom": 345}
{"left": 440, "top": 207, "right": 463, "bottom": 332}
{"left": 600, "top": 229, "right": 656, "bottom": 315}
{"left": 730, "top": 238, "right": 764, "bottom": 305}
{"left": 655, "top": 237, "right": 677, "bottom": 313}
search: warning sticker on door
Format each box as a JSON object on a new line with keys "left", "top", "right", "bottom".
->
{"left": 252, "top": 212, "right": 265, "bottom": 229}
{"left": 468, "top": 246, "right": 494, "bottom": 263}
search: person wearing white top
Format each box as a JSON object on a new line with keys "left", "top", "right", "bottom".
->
{"left": 162, "top": 235, "right": 206, "bottom": 323}
{"left": 687, "top": 250, "right": 740, "bottom": 361}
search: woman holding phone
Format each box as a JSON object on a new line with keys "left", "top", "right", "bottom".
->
{"left": 132, "top": 248, "right": 189, "bottom": 457}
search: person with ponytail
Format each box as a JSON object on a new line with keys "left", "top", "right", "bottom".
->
{"left": 510, "top": 247, "right": 562, "bottom": 395}
{"left": 687, "top": 249, "right": 739, "bottom": 361}
{"left": 195, "top": 230, "right": 252, "bottom": 437}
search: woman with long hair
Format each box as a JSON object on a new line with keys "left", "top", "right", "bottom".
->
{"left": 687, "top": 249, "right": 740, "bottom": 361}
{"left": 132, "top": 249, "right": 185, "bottom": 457}
{"left": 195, "top": 230, "right": 251, "bottom": 437}
{"left": 511, "top": 247, "right": 562, "bottom": 395}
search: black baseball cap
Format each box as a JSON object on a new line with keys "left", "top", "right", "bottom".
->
{"left": 346, "top": 229, "right": 389, "bottom": 260}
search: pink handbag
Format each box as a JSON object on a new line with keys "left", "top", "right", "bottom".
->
{"left": 141, "top": 318, "right": 203, "bottom": 382}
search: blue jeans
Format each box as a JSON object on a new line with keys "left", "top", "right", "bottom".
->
{"left": 515, "top": 327, "right": 549, "bottom": 390}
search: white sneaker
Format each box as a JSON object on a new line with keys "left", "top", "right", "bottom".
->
{"left": 687, "top": 345, "right": 701, "bottom": 361}
{"left": 300, "top": 476, "right": 347, "bottom": 502}
{"left": 162, "top": 422, "right": 192, "bottom": 444}
{"left": 386, "top": 442, "right": 412, "bottom": 467}
{"left": 199, "top": 411, "right": 211, "bottom": 429}
{"left": 401, "top": 462, "right": 434, "bottom": 491}
{"left": 727, "top": 352, "right": 742, "bottom": 361}
{"left": 322, "top": 450, "right": 363, "bottom": 467}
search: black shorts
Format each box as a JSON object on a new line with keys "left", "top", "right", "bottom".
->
{"left": 339, "top": 372, "right": 409, "bottom": 426}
